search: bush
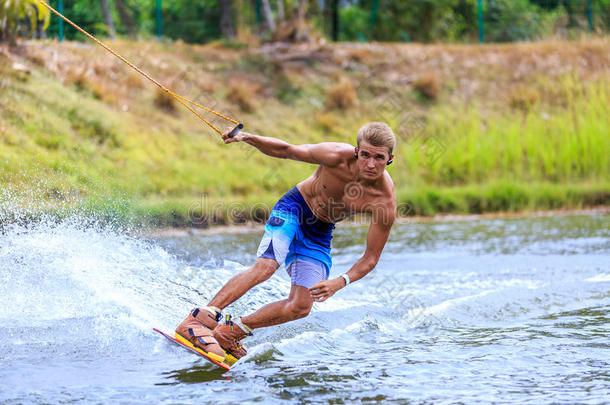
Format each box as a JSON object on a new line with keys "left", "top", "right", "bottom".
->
{"left": 275, "top": 73, "right": 301, "bottom": 104}
{"left": 484, "top": 0, "right": 547, "bottom": 42}
{"left": 509, "top": 85, "right": 540, "bottom": 111}
{"left": 65, "top": 68, "right": 89, "bottom": 91}
{"left": 315, "top": 111, "right": 339, "bottom": 132}
{"left": 154, "top": 88, "right": 177, "bottom": 112}
{"left": 226, "top": 79, "right": 260, "bottom": 112}
{"left": 65, "top": 69, "right": 114, "bottom": 102}
{"left": 325, "top": 78, "right": 357, "bottom": 110}
{"left": 413, "top": 73, "right": 441, "bottom": 101}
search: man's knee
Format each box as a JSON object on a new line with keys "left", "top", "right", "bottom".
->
{"left": 286, "top": 296, "right": 313, "bottom": 319}
{"left": 251, "top": 258, "right": 279, "bottom": 282}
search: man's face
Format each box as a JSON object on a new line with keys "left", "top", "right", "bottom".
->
{"left": 356, "top": 141, "right": 393, "bottom": 180}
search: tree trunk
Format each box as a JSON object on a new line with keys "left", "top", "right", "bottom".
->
{"left": 36, "top": 22, "right": 47, "bottom": 39}
{"left": 277, "top": 0, "right": 285, "bottom": 22}
{"left": 296, "top": 0, "right": 307, "bottom": 40}
{"left": 261, "top": 0, "right": 275, "bottom": 31}
{"left": 99, "top": 0, "right": 116, "bottom": 38}
{"left": 234, "top": 0, "right": 244, "bottom": 37}
{"left": 330, "top": 0, "right": 338, "bottom": 41}
{"left": 220, "top": 0, "right": 236, "bottom": 39}
{"left": 561, "top": 0, "right": 578, "bottom": 28}
{"left": 1, "top": 16, "right": 7, "bottom": 43}
{"left": 114, "top": 0, "right": 136, "bottom": 38}
{"left": 35, "top": 7, "right": 46, "bottom": 39}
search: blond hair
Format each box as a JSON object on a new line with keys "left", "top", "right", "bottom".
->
{"left": 356, "top": 122, "right": 396, "bottom": 154}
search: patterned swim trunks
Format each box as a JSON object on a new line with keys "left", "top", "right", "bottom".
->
{"left": 256, "top": 187, "right": 335, "bottom": 287}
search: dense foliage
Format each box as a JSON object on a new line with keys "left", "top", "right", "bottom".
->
{"left": 4, "top": 0, "right": 606, "bottom": 44}
{"left": 0, "top": 0, "right": 50, "bottom": 42}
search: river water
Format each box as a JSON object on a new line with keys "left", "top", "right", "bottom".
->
{"left": 0, "top": 213, "right": 608, "bottom": 404}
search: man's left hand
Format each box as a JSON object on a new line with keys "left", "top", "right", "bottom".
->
{"left": 222, "top": 126, "right": 246, "bottom": 143}
{"left": 309, "top": 278, "right": 345, "bottom": 302}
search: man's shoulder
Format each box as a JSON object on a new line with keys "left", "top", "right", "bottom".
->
{"left": 381, "top": 172, "right": 396, "bottom": 202}
{"left": 363, "top": 174, "right": 396, "bottom": 218}
{"left": 318, "top": 142, "right": 354, "bottom": 158}
{"left": 312, "top": 142, "right": 355, "bottom": 169}
{"left": 377, "top": 173, "right": 397, "bottom": 216}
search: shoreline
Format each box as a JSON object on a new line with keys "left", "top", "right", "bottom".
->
{"left": 145, "top": 206, "right": 609, "bottom": 237}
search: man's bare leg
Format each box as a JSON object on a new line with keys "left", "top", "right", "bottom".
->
{"left": 240, "top": 285, "right": 314, "bottom": 329}
{"left": 207, "top": 258, "right": 279, "bottom": 310}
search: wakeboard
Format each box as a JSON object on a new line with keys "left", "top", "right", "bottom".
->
{"left": 153, "top": 328, "right": 238, "bottom": 371}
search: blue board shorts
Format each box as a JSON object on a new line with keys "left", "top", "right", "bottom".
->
{"left": 256, "top": 187, "right": 335, "bottom": 288}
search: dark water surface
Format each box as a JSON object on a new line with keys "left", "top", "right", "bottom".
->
{"left": 1, "top": 213, "right": 608, "bottom": 404}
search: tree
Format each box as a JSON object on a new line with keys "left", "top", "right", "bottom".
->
{"left": 161, "top": 0, "right": 221, "bottom": 43}
{"left": 561, "top": 0, "right": 580, "bottom": 28}
{"left": 99, "top": 0, "right": 116, "bottom": 38}
{"left": 330, "top": 0, "right": 338, "bottom": 41}
{"left": 596, "top": 0, "right": 610, "bottom": 30}
{"left": 277, "top": 0, "right": 285, "bottom": 22}
{"left": 35, "top": 5, "right": 46, "bottom": 39}
{"left": 261, "top": 0, "right": 275, "bottom": 31}
{"left": 0, "top": 0, "right": 50, "bottom": 43}
{"left": 485, "top": 0, "right": 546, "bottom": 41}
{"left": 296, "top": 0, "right": 308, "bottom": 40}
{"left": 114, "top": 0, "right": 137, "bottom": 37}
{"left": 220, "top": 0, "right": 236, "bottom": 38}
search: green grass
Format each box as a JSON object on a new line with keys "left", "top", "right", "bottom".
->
{"left": 392, "top": 76, "right": 609, "bottom": 187}
{"left": 398, "top": 181, "right": 610, "bottom": 216}
{"left": 0, "top": 40, "right": 608, "bottom": 227}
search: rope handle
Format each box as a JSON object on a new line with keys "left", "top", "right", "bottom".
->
{"left": 228, "top": 123, "right": 244, "bottom": 138}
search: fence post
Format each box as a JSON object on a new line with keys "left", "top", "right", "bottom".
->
{"left": 369, "top": 0, "right": 379, "bottom": 31}
{"left": 587, "top": 0, "right": 593, "bottom": 32}
{"left": 156, "top": 0, "right": 162, "bottom": 39}
{"left": 477, "top": 0, "right": 484, "bottom": 43}
{"left": 256, "top": 0, "right": 262, "bottom": 33}
{"left": 58, "top": 0, "right": 64, "bottom": 42}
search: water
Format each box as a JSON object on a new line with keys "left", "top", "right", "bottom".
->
{"left": 0, "top": 213, "right": 608, "bottom": 404}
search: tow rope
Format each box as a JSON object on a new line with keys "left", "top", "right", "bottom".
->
{"left": 36, "top": 0, "right": 243, "bottom": 137}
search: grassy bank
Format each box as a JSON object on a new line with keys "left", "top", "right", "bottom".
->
{"left": 0, "top": 39, "right": 608, "bottom": 226}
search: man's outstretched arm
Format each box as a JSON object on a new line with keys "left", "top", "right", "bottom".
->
{"left": 309, "top": 206, "right": 395, "bottom": 302}
{"left": 222, "top": 127, "right": 351, "bottom": 167}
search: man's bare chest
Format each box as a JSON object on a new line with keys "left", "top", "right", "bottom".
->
{"left": 316, "top": 178, "right": 378, "bottom": 218}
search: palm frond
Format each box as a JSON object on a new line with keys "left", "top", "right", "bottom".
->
{"left": 0, "top": 0, "right": 51, "bottom": 40}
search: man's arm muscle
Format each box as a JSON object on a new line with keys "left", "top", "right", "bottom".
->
{"left": 345, "top": 210, "right": 394, "bottom": 284}
{"left": 222, "top": 128, "right": 351, "bottom": 167}
{"left": 285, "top": 142, "right": 351, "bottom": 167}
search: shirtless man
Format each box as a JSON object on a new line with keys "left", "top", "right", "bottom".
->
{"left": 176, "top": 122, "right": 397, "bottom": 360}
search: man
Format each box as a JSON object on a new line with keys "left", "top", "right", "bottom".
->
{"left": 176, "top": 122, "right": 397, "bottom": 360}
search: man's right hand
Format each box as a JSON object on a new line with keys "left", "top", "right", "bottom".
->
{"left": 309, "top": 278, "right": 345, "bottom": 302}
{"left": 222, "top": 126, "right": 245, "bottom": 144}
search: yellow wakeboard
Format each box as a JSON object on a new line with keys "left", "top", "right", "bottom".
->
{"left": 154, "top": 328, "right": 238, "bottom": 370}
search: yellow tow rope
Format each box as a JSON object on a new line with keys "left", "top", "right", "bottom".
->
{"left": 37, "top": 0, "right": 243, "bottom": 137}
